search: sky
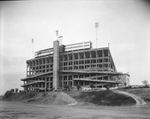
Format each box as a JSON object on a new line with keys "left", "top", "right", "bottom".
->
{"left": 0, "top": 0, "right": 150, "bottom": 95}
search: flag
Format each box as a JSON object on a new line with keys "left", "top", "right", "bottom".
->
{"left": 95, "top": 22, "right": 99, "bottom": 28}
{"left": 56, "top": 30, "right": 59, "bottom": 36}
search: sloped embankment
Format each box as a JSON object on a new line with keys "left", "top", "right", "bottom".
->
{"left": 2, "top": 91, "right": 77, "bottom": 105}
{"left": 113, "top": 90, "right": 146, "bottom": 105}
{"left": 54, "top": 92, "right": 77, "bottom": 105}
{"left": 24, "top": 92, "right": 77, "bottom": 105}
{"left": 70, "top": 90, "right": 136, "bottom": 106}
{"left": 3, "top": 90, "right": 139, "bottom": 106}
{"left": 118, "top": 88, "right": 150, "bottom": 104}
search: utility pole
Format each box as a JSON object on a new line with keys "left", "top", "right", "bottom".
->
{"left": 95, "top": 22, "right": 99, "bottom": 48}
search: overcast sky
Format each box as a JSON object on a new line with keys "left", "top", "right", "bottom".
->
{"left": 0, "top": 0, "right": 150, "bottom": 95}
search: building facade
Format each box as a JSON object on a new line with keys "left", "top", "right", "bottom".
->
{"left": 21, "top": 40, "right": 129, "bottom": 91}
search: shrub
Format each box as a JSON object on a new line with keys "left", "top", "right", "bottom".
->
{"left": 143, "top": 97, "right": 150, "bottom": 102}
{"left": 76, "top": 84, "right": 81, "bottom": 91}
{"left": 89, "top": 83, "right": 95, "bottom": 89}
{"left": 42, "top": 92, "right": 47, "bottom": 97}
{"left": 78, "top": 90, "right": 136, "bottom": 106}
{"left": 3, "top": 90, "right": 13, "bottom": 99}
{"left": 25, "top": 92, "right": 37, "bottom": 98}
{"left": 63, "top": 85, "right": 71, "bottom": 91}
{"left": 10, "top": 89, "right": 14, "bottom": 93}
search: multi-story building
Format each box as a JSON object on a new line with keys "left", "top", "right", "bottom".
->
{"left": 21, "top": 40, "right": 129, "bottom": 92}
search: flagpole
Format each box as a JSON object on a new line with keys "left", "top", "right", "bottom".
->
{"left": 32, "top": 38, "right": 34, "bottom": 58}
{"left": 95, "top": 22, "right": 99, "bottom": 48}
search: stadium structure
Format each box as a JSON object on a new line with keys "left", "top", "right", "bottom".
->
{"left": 21, "top": 36, "right": 130, "bottom": 92}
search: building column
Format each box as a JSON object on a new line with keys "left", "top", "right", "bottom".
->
{"left": 53, "top": 40, "right": 59, "bottom": 90}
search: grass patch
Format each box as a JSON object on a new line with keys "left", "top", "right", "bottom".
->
{"left": 118, "top": 88, "right": 150, "bottom": 104}
{"left": 75, "top": 90, "right": 136, "bottom": 106}
{"left": 2, "top": 91, "right": 38, "bottom": 101}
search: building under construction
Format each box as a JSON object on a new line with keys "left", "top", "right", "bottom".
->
{"left": 21, "top": 39, "right": 129, "bottom": 92}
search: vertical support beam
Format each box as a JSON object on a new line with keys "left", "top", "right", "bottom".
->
{"left": 72, "top": 53, "right": 74, "bottom": 70}
{"left": 102, "top": 50, "right": 104, "bottom": 71}
{"left": 31, "top": 61, "right": 33, "bottom": 75}
{"left": 61, "top": 75, "right": 63, "bottom": 89}
{"left": 78, "top": 52, "right": 79, "bottom": 70}
{"left": 108, "top": 76, "right": 110, "bottom": 81}
{"left": 26, "top": 64, "right": 28, "bottom": 77}
{"left": 49, "top": 77, "right": 50, "bottom": 91}
{"left": 45, "top": 80, "right": 46, "bottom": 92}
{"left": 84, "top": 52, "right": 85, "bottom": 69}
{"left": 29, "top": 62, "right": 31, "bottom": 76}
{"left": 72, "top": 75, "right": 74, "bottom": 86}
{"left": 53, "top": 40, "right": 59, "bottom": 90}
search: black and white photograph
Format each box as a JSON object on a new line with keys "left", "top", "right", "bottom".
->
{"left": 0, "top": 0, "right": 150, "bottom": 119}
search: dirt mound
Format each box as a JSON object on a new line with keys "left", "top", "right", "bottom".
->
{"left": 22, "top": 92, "right": 77, "bottom": 105}
{"left": 40, "top": 92, "right": 58, "bottom": 104}
{"left": 54, "top": 92, "right": 77, "bottom": 105}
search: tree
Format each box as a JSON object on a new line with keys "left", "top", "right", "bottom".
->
{"left": 142, "top": 80, "right": 149, "bottom": 88}
{"left": 64, "top": 85, "right": 70, "bottom": 91}
{"left": 89, "top": 83, "right": 95, "bottom": 90}
{"left": 11, "top": 89, "right": 14, "bottom": 93}
{"left": 15, "top": 88, "right": 18, "bottom": 93}
{"left": 3, "top": 90, "right": 13, "bottom": 99}
{"left": 104, "top": 83, "right": 113, "bottom": 90}
{"left": 104, "top": 85, "right": 110, "bottom": 90}
{"left": 76, "top": 84, "right": 81, "bottom": 91}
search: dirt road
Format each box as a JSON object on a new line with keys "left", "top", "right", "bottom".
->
{"left": 0, "top": 101, "right": 150, "bottom": 119}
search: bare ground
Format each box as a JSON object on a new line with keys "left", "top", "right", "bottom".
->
{"left": 1, "top": 89, "right": 150, "bottom": 119}
{"left": 0, "top": 101, "right": 150, "bottom": 119}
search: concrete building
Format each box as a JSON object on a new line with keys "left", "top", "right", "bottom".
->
{"left": 21, "top": 40, "right": 130, "bottom": 92}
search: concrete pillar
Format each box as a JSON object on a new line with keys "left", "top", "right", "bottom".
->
{"left": 49, "top": 77, "right": 51, "bottom": 91}
{"left": 53, "top": 40, "right": 59, "bottom": 90}
{"left": 62, "top": 76, "right": 64, "bottom": 89}
{"left": 72, "top": 77, "right": 74, "bottom": 86}
{"left": 45, "top": 82, "right": 46, "bottom": 91}
{"left": 26, "top": 65, "right": 28, "bottom": 76}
